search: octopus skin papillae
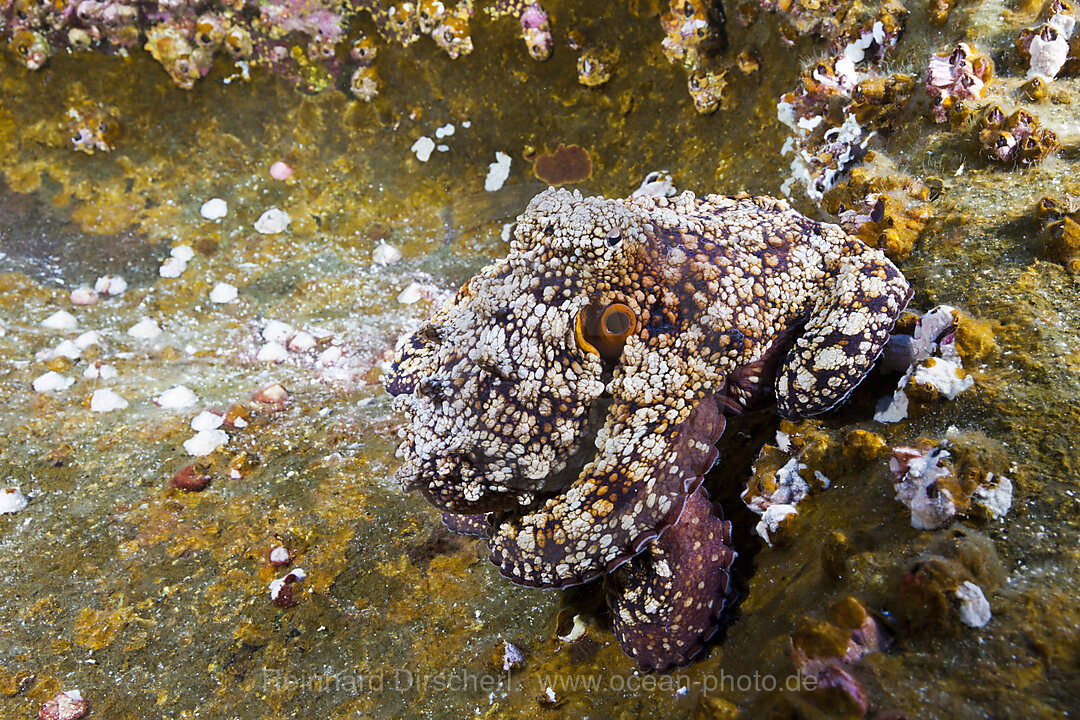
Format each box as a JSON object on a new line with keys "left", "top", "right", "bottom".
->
{"left": 385, "top": 187, "right": 910, "bottom": 671}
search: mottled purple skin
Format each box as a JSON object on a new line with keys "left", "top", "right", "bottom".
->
{"left": 607, "top": 485, "right": 736, "bottom": 672}
{"left": 441, "top": 511, "right": 489, "bottom": 538}
{"left": 388, "top": 188, "right": 909, "bottom": 671}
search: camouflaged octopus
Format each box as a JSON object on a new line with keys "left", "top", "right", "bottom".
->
{"left": 385, "top": 187, "right": 910, "bottom": 671}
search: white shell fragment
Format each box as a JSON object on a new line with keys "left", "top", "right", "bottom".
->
{"left": 287, "top": 331, "right": 316, "bottom": 352}
{"left": 973, "top": 473, "right": 1013, "bottom": 519}
{"left": 50, "top": 340, "right": 82, "bottom": 360}
{"left": 256, "top": 342, "right": 288, "bottom": 363}
{"left": 42, "top": 310, "right": 78, "bottom": 330}
{"left": 154, "top": 385, "right": 199, "bottom": 408}
{"left": 75, "top": 331, "right": 100, "bottom": 349}
{"left": 90, "top": 388, "right": 129, "bottom": 413}
{"left": 411, "top": 136, "right": 436, "bottom": 162}
{"left": 159, "top": 256, "right": 188, "bottom": 278}
{"left": 83, "top": 362, "right": 117, "bottom": 380}
{"left": 397, "top": 282, "right": 424, "bottom": 304}
{"left": 94, "top": 275, "right": 127, "bottom": 295}
{"left": 373, "top": 243, "right": 403, "bottom": 266}
{"left": 127, "top": 318, "right": 163, "bottom": 339}
{"left": 183, "top": 429, "right": 229, "bottom": 456}
{"left": 262, "top": 320, "right": 293, "bottom": 343}
{"left": 200, "top": 198, "right": 229, "bottom": 220}
{"left": 209, "top": 282, "right": 238, "bottom": 304}
{"left": 0, "top": 487, "right": 28, "bottom": 514}
{"left": 171, "top": 245, "right": 195, "bottom": 262}
{"left": 191, "top": 410, "right": 224, "bottom": 432}
{"left": 33, "top": 371, "right": 74, "bottom": 392}
{"left": 956, "top": 581, "right": 992, "bottom": 628}
{"left": 484, "top": 151, "right": 512, "bottom": 192}
{"left": 254, "top": 207, "right": 290, "bottom": 234}
{"left": 70, "top": 286, "right": 98, "bottom": 305}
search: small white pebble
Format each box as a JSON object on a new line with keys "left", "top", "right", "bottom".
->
{"left": 317, "top": 345, "right": 342, "bottom": 366}
{"left": 154, "top": 385, "right": 199, "bottom": 408}
{"left": 209, "top": 282, "right": 238, "bottom": 304}
{"left": 411, "top": 136, "right": 436, "bottom": 162}
{"left": 74, "top": 331, "right": 100, "bottom": 349}
{"left": 171, "top": 245, "right": 195, "bottom": 262}
{"left": 462, "top": 120, "right": 472, "bottom": 128}
{"left": 256, "top": 342, "right": 289, "bottom": 363}
{"left": 254, "top": 207, "right": 290, "bottom": 234}
{"left": 83, "top": 362, "right": 118, "bottom": 380}
{"left": 287, "top": 331, "right": 316, "bottom": 352}
{"left": 269, "top": 546, "right": 291, "bottom": 565}
{"left": 262, "top": 320, "right": 293, "bottom": 343}
{"left": 159, "top": 256, "right": 188, "bottom": 278}
{"left": 0, "top": 487, "right": 28, "bottom": 514}
{"left": 94, "top": 275, "right": 127, "bottom": 295}
{"left": 372, "top": 243, "right": 403, "bottom": 266}
{"left": 190, "top": 410, "right": 224, "bottom": 432}
{"left": 183, "top": 428, "right": 229, "bottom": 456}
{"left": 33, "top": 371, "right": 74, "bottom": 393}
{"left": 200, "top": 198, "right": 228, "bottom": 220}
{"left": 52, "top": 339, "right": 82, "bottom": 360}
{"left": 269, "top": 161, "right": 294, "bottom": 181}
{"left": 90, "top": 388, "right": 128, "bottom": 412}
{"left": 69, "top": 286, "right": 98, "bottom": 305}
{"left": 956, "top": 581, "right": 992, "bottom": 628}
{"left": 484, "top": 151, "right": 512, "bottom": 192}
{"left": 500, "top": 223, "right": 513, "bottom": 242}
{"left": 436, "top": 144, "right": 450, "bottom": 152}
{"left": 127, "top": 318, "right": 162, "bottom": 339}
{"left": 42, "top": 310, "right": 78, "bottom": 330}
{"left": 397, "top": 282, "right": 424, "bottom": 304}
{"left": 435, "top": 123, "right": 455, "bottom": 138}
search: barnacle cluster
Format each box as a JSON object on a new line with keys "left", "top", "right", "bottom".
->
{"left": 975, "top": 105, "right": 1058, "bottom": 165}
{"left": 1, "top": 0, "right": 556, "bottom": 92}
{"left": 65, "top": 102, "right": 122, "bottom": 154}
{"left": 827, "top": 166, "right": 939, "bottom": 261}
{"left": 658, "top": 0, "right": 729, "bottom": 113}
{"left": 1016, "top": 0, "right": 1079, "bottom": 82}
{"left": 926, "top": 43, "right": 993, "bottom": 124}
{"left": 890, "top": 430, "right": 1012, "bottom": 531}
{"left": 484, "top": 0, "right": 552, "bottom": 61}
{"left": 348, "top": 33, "right": 378, "bottom": 101}
{"left": 1035, "top": 194, "right": 1080, "bottom": 272}
{"left": 777, "top": 6, "right": 911, "bottom": 201}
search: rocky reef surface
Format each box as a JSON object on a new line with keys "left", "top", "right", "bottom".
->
{"left": 1, "top": 1, "right": 1078, "bottom": 718}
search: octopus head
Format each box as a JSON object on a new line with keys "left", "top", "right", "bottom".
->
{"left": 384, "top": 188, "right": 649, "bottom": 516}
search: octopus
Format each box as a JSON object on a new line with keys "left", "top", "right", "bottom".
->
{"left": 385, "top": 187, "right": 910, "bottom": 671}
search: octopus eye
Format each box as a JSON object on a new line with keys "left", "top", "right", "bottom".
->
{"left": 575, "top": 302, "right": 638, "bottom": 362}
{"left": 605, "top": 228, "right": 622, "bottom": 247}
{"left": 417, "top": 376, "right": 445, "bottom": 400}
{"left": 419, "top": 322, "right": 443, "bottom": 343}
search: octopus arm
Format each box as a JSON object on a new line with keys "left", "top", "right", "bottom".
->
{"left": 441, "top": 512, "right": 491, "bottom": 537}
{"left": 775, "top": 244, "right": 911, "bottom": 418}
{"left": 487, "top": 392, "right": 726, "bottom": 588}
{"left": 605, "top": 486, "right": 736, "bottom": 673}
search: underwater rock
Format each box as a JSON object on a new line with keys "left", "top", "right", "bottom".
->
{"left": 38, "top": 690, "right": 88, "bottom": 720}
{"left": 790, "top": 596, "right": 888, "bottom": 716}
